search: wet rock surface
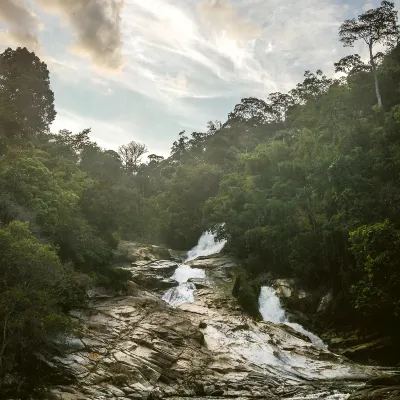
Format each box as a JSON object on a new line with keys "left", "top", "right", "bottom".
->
{"left": 186, "top": 253, "right": 237, "bottom": 270}
{"left": 254, "top": 277, "right": 399, "bottom": 369}
{"left": 47, "top": 244, "right": 397, "bottom": 400}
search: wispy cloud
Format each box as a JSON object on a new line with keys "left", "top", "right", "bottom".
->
{"left": 113, "top": 0, "right": 349, "bottom": 102}
{"left": 197, "top": 0, "right": 261, "bottom": 42}
{"left": 1, "top": 0, "right": 399, "bottom": 154}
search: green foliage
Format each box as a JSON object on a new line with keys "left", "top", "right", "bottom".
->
{"left": 349, "top": 220, "right": 400, "bottom": 319}
{"left": 148, "top": 162, "right": 223, "bottom": 249}
{"left": 0, "top": 47, "right": 56, "bottom": 139}
{"left": 197, "top": 42, "right": 400, "bottom": 331}
{"left": 0, "top": 221, "right": 87, "bottom": 383}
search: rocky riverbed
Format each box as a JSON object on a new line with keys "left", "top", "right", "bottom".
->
{"left": 45, "top": 241, "right": 399, "bottom": 400}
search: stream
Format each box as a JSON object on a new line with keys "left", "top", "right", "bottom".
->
{"left": 162, "top": 231, "right": 225, "bottom": 307}
{"left": 47, "top": 233, "right": 398, "bottom": 399}
{"left": 163, "top": 230, "right": 326, "bottom": 348}
{"left": 160, "top": 231, "right": 390, "bottom": 399}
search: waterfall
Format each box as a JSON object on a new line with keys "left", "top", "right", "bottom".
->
{"left": 163, "top": 230, "right": 226, "bottom": 307}
{"left": 185, "top": 230, "right": 227, "bottom": 262}
{"left": 162, "top": 282, "right": 197, "bottom": 307}
{"left": 259, "top": 286, "right": 327, "bottom": 349}
{"left": 172, "top": 265, "right": 205, "bottom": 283}
{"left": 259, "top": 286, "right": 286, "bottom": 324}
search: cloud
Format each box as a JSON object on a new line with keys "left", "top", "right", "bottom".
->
{"left": 116, "top": 0, "right": 350, "bottom": 104}
{"left": 40, "top": 0, "right": 354, "bottom": 156}
{"left": 363, "top": 2, "right": 374, "bottom": 12}
{"left": 197, "top": 0, "right": 261, "bottom": 42}
{"left": 3, "top": 0, "right": 388, "bottom": 156}
{"left": 36, "top": 0, "right": 124, "bottom": 70}
{"left": 0, "top": 0, "right": 41, "bottom": 49}
{"left": 159, "top": 73, "right": 189, "bottom": 96}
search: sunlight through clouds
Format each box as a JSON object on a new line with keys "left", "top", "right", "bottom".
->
{"left": 1, "top": 0, "right": 399, "bottom": 154}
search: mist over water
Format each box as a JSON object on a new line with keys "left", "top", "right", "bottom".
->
{"left": 162, "top": 230, "right": 226, "bottom": 307}
{"left": 259, "top": 286, "right": 327, "bottom": 348}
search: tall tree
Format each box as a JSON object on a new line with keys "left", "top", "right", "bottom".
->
{"left": 337, "top": 1, "right": 399, "bottom": 107}
{"left": 118, "top": 141, "right": 148, "bottom": 172}
{"left": 0, "top": 47, "right": 56, "bottom": 139}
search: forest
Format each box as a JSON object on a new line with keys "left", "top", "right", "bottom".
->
{"left": 1, "top": 0, "right": 400, "bottom": 391}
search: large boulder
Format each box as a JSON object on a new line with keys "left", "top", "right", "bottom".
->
{"left": 231, "top": 275, "right": 263, "bottom": 319}
{"left": 121, "top": 260, "right": 178, "bottom": 292}
{"left": 272, "top": 278, "right": 319, "bottom": 315}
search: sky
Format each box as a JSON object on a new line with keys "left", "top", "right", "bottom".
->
{"left": 1, "top": 0, "right": 399, "bottom": 156}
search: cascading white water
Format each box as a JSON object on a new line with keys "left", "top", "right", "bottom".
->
{"left": 185, "top": 230, "right": 227, "bottom": 262}
{"left": 259, "top": 286, "right": 286, "bottom": 324}
{"left": 166, "top": 232, "right": 325, "bottom": 346}
{"left": 162, "top": 282, "right": 197, "bottom": 307}
{"left": 172, "top": 265, "right": 205, "bottom": 283}
{"left": 162, "top": 230, "right": 226, "bottom": 307}
{"left": 259, "top": 286, "right": 327, "bottom": 349}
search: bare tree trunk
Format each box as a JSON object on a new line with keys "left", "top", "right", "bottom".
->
{"left": 373, "top": 72, "right": 382, "bottom": 107}
{"left": 369, "top": 43, "right": 382, "bottom": 107}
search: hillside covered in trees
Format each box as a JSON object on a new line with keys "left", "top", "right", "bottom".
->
{"left": 1, "top": 0, "right": 400, "bottom": 394}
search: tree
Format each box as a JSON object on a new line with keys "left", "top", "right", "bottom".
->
{"left": 206, "top": 120, "right": 222, "bottom": 135}
{"left": 267, "top": 92, "right": 295, "bottom": 122}
{"left": 118, "top": 141, "right": 148, "bottom": 172}
{"left": 188, "top": 131, "right": 207, "bottom": 154}
{"left": 289, "top": 70, "right": 333, "bottom": 104}
{"left": 334, "top": 54, "right": 369, "bottom": 75}
{"left": 57, "top": 128, "right": 92, "bottom": 153}
{"left": 170, "top": 130, "right": 189, "bottom": 159}
{"left": 148, "top": 154, "right": 164, "bottom": 164}
{"left": 0, "top": 47, "right": 56, "bottom": 139}
{"left": 0, "top": 221, "right": 86, "bottom": 387}
{"left": 337, "top": 1, "right": 399, "bottom": 107}
{"left": 349, "top": 220, "right": 400, "bottom": 319}
{"left": 228, "top": 97, "right": 274, "bottom": 125}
